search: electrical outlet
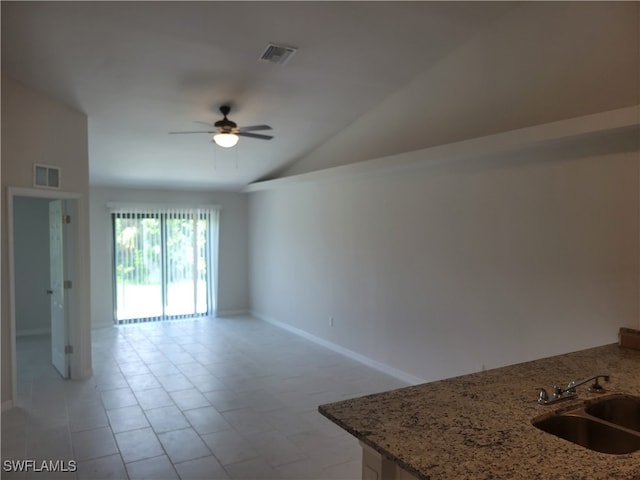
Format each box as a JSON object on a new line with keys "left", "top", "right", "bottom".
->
{"left": 329, "top": 316, "right": 334, "bottom": 327}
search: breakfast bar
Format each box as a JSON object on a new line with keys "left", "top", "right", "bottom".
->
{"left": 319, "top": 344, "right": 640, "bottom": 479}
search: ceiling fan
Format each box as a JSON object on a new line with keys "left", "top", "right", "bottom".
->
{"left": 169, "top": 105, "right": 273, "bottom": 148}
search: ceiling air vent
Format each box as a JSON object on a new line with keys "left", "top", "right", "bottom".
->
{"left": 259, "top": 43, "right": 297, "bottom": 65}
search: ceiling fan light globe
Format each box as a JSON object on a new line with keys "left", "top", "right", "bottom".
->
{"left": 213, "top": 133, "right": 239, "bottom": 148}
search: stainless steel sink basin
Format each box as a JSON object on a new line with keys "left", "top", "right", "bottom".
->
{"left": 532, "top": 394, "right": 640, "bottom": 454}
{"left": 533, "top": 413, "right": 640, "bottom": 454}
{"left": 585, "top": 394, "right": 640, "bottom": 432}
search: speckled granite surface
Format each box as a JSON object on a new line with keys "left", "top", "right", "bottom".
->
{"left": 318, "top": 344, "right": 640, "bottom": 480}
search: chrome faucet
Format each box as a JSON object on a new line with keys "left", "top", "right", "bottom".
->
{"left": 565, "top": 374, "right": 610, "bottom": 394}
{"left": 536, "top": 374, "right": 610, "bottom": 405}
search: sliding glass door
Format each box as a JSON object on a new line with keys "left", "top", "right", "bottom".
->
{"left": 114, "top": 214, "right": 163, "bottom": 320}
{"left": 164, "top": 212, "right": 209, "bottom": 316}
{"left": 112, "top": 207, "right": 218, "bottom": 324}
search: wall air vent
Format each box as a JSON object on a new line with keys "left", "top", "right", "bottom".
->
{"left": 33, "top": 163, "right": 61, "bottom": 189}
{"left": 259, "top": 43, "right": 298, "bottom": 65}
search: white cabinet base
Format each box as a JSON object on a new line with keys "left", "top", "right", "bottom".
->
{"left": 360, "top": 442, "right": 419, "bottom": 480}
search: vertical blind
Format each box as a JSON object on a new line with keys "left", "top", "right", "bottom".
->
{"left": 109, "top": 204, "right": 220, "bottom": 324}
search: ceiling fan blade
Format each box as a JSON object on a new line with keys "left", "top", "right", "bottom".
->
{"left": 168, "top": 130, "right": 215, "bottom": 134}
{"left": 239, "top": 124, "right": 272, "bottom": 132}
{"left": 237, "top": 132, "right": 274, "bottom": 140}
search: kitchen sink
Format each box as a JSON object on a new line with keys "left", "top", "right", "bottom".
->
{"left": 532, "top": 394, "right": 640, "bottom": 454}
{"left": 533, "top": 413, "right": 640, "bottom": 454}
{"left": 585, "top": 394, "right": 640, "bottom": 432}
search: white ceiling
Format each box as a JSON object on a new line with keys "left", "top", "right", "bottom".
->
{"left": 2, "top": 1, "right": 513, "bottom": 191}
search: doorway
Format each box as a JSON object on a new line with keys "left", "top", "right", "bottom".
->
{"left": 7, "top": 188, "right": 83, "bottom": 407}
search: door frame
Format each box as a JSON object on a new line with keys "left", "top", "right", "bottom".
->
{"left": 7, "top": 187, "right": 82, "bottom": 405}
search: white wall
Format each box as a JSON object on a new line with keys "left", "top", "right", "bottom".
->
{"left": 249, "top": 129, "right": 639, "bottom": 382}
{"left": 90, "top": 187, "right": 249, "bottom": 328}
{"left": 1, "top": 76, "right": 91, "bottom": 404}
{"left": 253, "top": 0, "right": 640, "bottom": 383}
{"left": 13, "top": 197, "right": 51, "bottom": 335}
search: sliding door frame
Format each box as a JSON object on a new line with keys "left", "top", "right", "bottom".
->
{"left": 110, "top": 205, "right": 219, "bottom": 324}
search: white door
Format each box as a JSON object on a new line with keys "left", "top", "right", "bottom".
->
{"left": 49, "top": 200, "right": 68, "bottom": 378}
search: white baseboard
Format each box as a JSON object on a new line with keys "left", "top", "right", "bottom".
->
{"left": 253, "top": 311, "right": 426, "bottom": 386}
{"left": 16, "top": 328, "right": 51, "bottom": 337}
{"left": 1, "top": 400, "right": 14, "bottom": 412}
{"left": 216, "top": 309, "right": 250, "bottom": 317}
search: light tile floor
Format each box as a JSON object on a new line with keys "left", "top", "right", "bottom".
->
{"left": 2, "top": 316, "right": 407, "bottom": 479}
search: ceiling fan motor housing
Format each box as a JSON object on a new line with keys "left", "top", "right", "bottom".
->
{"left": 214, "top": 106, "right": 238, "bottom": 133}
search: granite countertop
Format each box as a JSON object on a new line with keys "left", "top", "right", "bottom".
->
{"left": 318, "top": 344, "right": 640, "bottom": 480}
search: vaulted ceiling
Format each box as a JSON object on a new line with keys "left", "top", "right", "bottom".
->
{"left": 2, "top": 2, "right": 638, "bottom": 191}
{"left": 1, "top": 1, "right": 513, "bottom": 190}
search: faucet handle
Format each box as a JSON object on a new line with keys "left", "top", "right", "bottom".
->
{"left": 535, "top": 387, "right": 549, "bottom": 404}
